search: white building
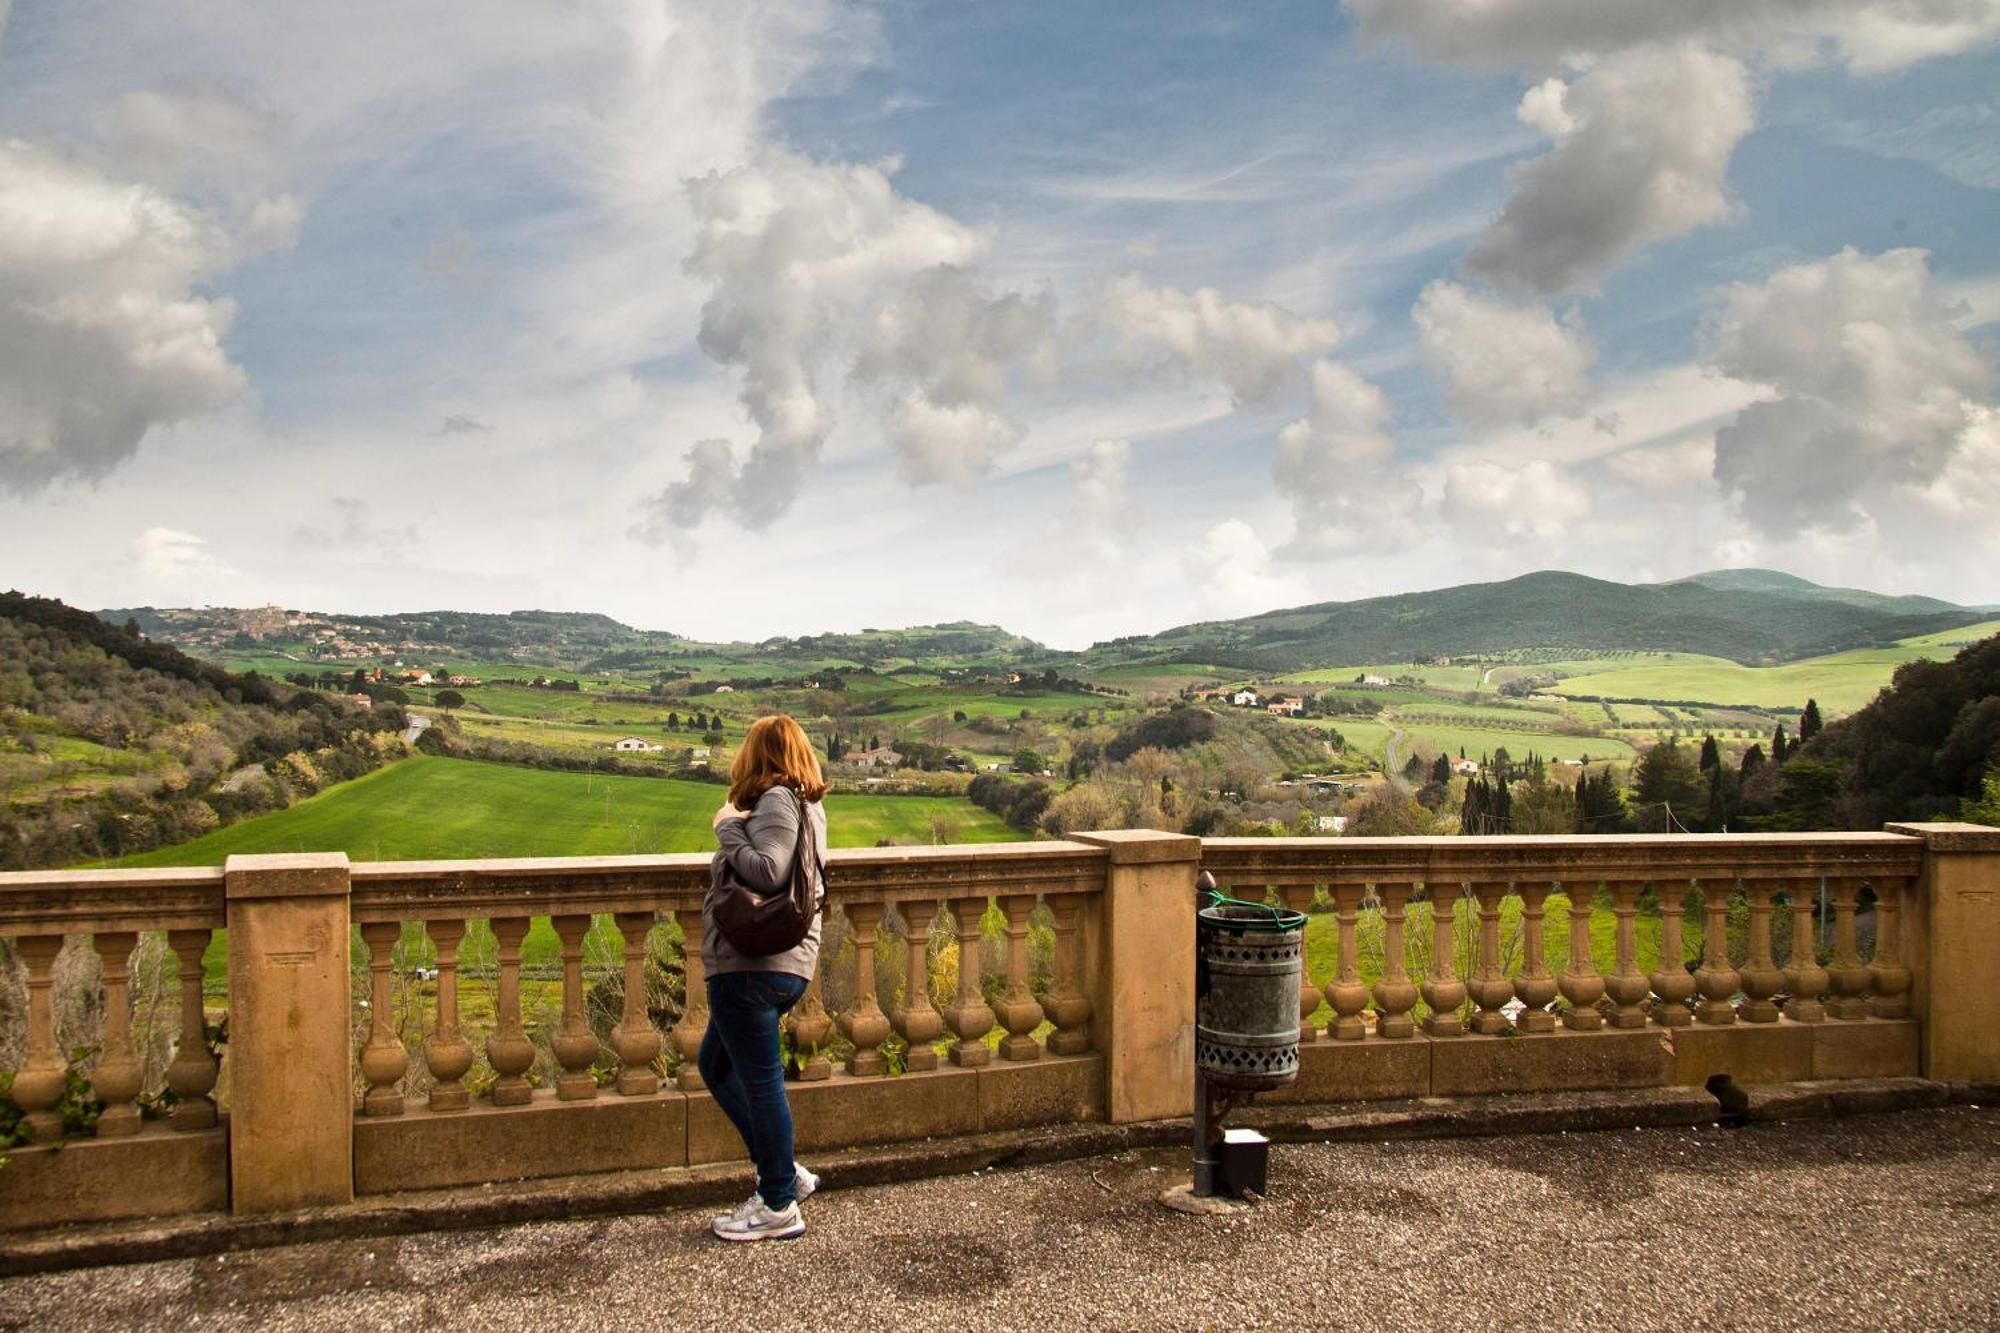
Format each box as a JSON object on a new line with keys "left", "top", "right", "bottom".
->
{"left": 614, "top": 737, "right": 662, "bottom": 753}
{"left": 1450, "top": 757, "right": 1481, "bottom": 777}
{"left": 1231, "top": 689, "right": 1260, "bottom": 707}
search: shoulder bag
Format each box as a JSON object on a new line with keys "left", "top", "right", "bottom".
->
{"left": 712, "top": 786, "right": 822, "bottom": 957}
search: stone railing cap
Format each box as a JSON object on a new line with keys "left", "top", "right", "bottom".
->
{"left": 1070, "top": 830, "right": 1201, "bottom": 864}
{"left": 224, "top": 852, "right": 351, "bottom": 900}
{"left": 1885, "top": 822, "right": 2000, "bottom": 852}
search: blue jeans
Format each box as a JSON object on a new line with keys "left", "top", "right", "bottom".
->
{"left": 698, "top": 971, "right": 809, "bottom": 1207}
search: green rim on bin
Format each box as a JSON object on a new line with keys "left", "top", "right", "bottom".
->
{"left": 1198, "top": 888, "right": 1306, "bottom": 933}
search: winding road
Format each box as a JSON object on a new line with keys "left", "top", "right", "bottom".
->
{"left": 1384, "top": 724, "right": 1408, "bottom": 787}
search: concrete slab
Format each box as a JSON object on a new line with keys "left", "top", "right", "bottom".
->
{"left": 353, "top": 1092, "right": 688, "bottom": 1194}
{"left": 1431, "top": 1028, "right": 1673, "bottom": 1096}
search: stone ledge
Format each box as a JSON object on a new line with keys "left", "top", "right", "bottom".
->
{"left": 354, "top": 1092, "right": 688, "bottom": 1195}
{"left": 1669, "top": 1020, "right": 1815, "bottom": 1086}
{"left": 0, "top": 1126, "right": 226, "bottom": 1231}
{"left": 0, "top": 1078, "right": 1957, "bottom": 1279}
{"left": 1432, "top": 1028, "right": 1673, "bottom": 1096}
{"left": 1262, "top": 1036, "right": 1430, "bottom": 1104}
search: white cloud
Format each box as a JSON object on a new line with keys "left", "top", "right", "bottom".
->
{"left": 0, "top": 139, "right": 259, "bottom": 492}
{"left": 1344, "top": 1, "right": 2000, "bottom": 74}
{"left": 1412, "top": 280, "right": 1597, "bottom": 426}
{"left": 1274, "top": 359, "right": 1423, "bottom": 555}
{"left": 1466, "top": 46, "right": 1755, "bottom": 296}
{"left": 635, "top": 148, "right": 987, "bottom": 536}
{"left": 882, "top": 392, "right": 1024, "bottom": 488}
{"left": 1705, "top": 247, "right": 1995, "bottom": 536}
{"left": 1441, "top": 457, "right": 1593, "bottom": 541}
{"left": 1099, "top": 274, "right": 1341, "bottom": 405}
{"left": 1604, "top": 438, "right": 1719, "bottom": 492}
{"left": 1183, "top": 519, "right": 1314, "bottom": 619}
{"left": 134, "top": 527, "right": 239, "bottom": 588}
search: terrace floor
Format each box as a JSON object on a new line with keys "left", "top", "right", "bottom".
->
{"left": 5, "top": 1106, "right": 1998, "bottom": 1332}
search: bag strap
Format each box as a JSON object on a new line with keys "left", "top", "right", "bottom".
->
{"left": 787, "top": 785, "right": 824, "bottom": 903}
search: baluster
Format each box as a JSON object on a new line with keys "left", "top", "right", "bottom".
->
{"left": 1825, "top": 880, "right": 1870, "bottom": 1020}
{"left": 165, "top": 928, "right": 218, "bottom": 1129}
{"left": 424, "top": 918, "right": 474, "bottom": 1111}
{"left": 551, "top": 914, "right": 599, "bottom": 1100}
{"left": 671, "top": 908, "right": 708, "bottom": 1091}
{"left": 1783, "top": 882, "right": 1829, "bottom": 1023}
{"left": 1604, "top": 882, "right": 1649, "bottom": 1029}
{"left": 611, "top": 911, "right": 662, "bottom": 1095}
{"left": 1371, "top": 883, "right": 1418, "bottom": 1039}
{"left": 485, "top": 917, "right": 534, "bottom": 1105}
{"left": 786, "top": 968, "right": 835, "bottom": 1081}
{"left": 1867, "top": 878, "right": 1912, "bottom": 1018}
{"left": 1421, "top": 883, "right": 1466, "bottom": 1037}
{"left": 1042, "top": 894, "right": 1093, "bottom": 1055}
{"left": 1557, "top": 882, "right": 1604, "bottom": 1030}
{"left": 1514, "top": 883, "right": 1557, "bottom": 1033}
{"left": 1280, "top": 885, "right": 1320, "bottom": 1042}
{"left": 9, "top": 936, "right": 66, "bottom": 1140}
{"left": 995, "top": 895, "right": 1044, "bottom": 1061}
{"left": 1739, "top": 881, "right": 1784, "bottom": 1023}
{"left": 1467, "top": 882, "right": 1512, "bottom": 1035}
{"left": 1648, "top": 883, "right": 1695, "bottom": 1028}
{"left": 894, "top": 900, "right": 946, "bottom": 1069}
{"left": 358, "top": 921, "right": 408, "bottom": 1115}
{"left": 945, "top": 895, "right": 995, "bottom": 1066}
{"left": 90, "top": 932, "right": 142, "bottom": 1136}
{"left": 1327, "top": 884, "right": 1369, "bottom": 1040}
{"left": 838, "top": 902, "right": 892, "bottom": 1075}
{"left": 1695, "top": 880, "right": 1740, "bottom": 1025}
{"left": 9, "top": 936, "right": 68, "bottom": 1141}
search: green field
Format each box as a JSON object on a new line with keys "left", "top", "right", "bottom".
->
{"left": 105, "top": 755, "right": 1023, "bottom": 867}
{"left": 1550, "top": 622, "right": 2000, "bottom": 715}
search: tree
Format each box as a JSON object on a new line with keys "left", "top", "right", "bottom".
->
{"left": 1964, "top": 772, "right": 2000, "bottom": 828}
{"left": 435, "top": 689, "right": 464, "bottom": 711}
{"left": 1429, "top": 755, "right": 1451, "bottom": 784}
{"left": 1754, "top": 759, "right": 1847, "bottom": 831}
{"left": 702, "top": 729, "right": 724, "bottom": 747}
{"left": 667, "top": 712, "right": 680, "bottom": 730}
{"left": 1574, "top": 767, "right": 1626, "bottom": 832}
{"left": 1739, "top": 743, "right": 1766, "bottom": 778}
{"left": 1402, "top": 754, "right": 1426, "bottom": 784}
{"left": 1512, "top": 771, "right": 1577, "bottom": 834}
{"left": 1698, "top": 735, "right": 1720, "bottom": 772}
{"left": 1771, "top": 723, "right": 1790, "bottom": 765}
{"left": 1013, "top": 747, "right": 1046, "bottom": 775}
{"left": 1799, "top": 698, "right": 1824, "bottom": 744}
{"left": 1348, "top": 789, "right": 1438, "bottom": 836}
{"left": 1631, "top": 738, "right": 1705, "bottom": 832}
{"left": 825, "top": 732, "right": 846, "bottom": 762}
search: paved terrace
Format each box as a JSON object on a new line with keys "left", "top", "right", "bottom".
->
{"left": 4, "top": 1106, "right": 1997, "bottom": 1332}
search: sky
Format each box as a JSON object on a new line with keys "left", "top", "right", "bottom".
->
{"left": 1, "top": 1, "right": 1997, "bottom": 648}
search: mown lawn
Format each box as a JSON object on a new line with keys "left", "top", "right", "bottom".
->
{"left": 105, "top": 754, "right": 1022, "bottom": 867}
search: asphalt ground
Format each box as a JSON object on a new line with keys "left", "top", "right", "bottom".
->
{"left": 2, "top": 1106, "right": 1996, "bottom": 1332}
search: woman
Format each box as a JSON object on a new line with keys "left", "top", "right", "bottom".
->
{"left": 700, "top": 712, "right": 829, "bottom": 1242}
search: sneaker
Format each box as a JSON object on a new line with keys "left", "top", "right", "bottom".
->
{"left": 794, "top": 1163, "right": 820, "bottom": 1202}
{"left": 712, "top": 1198, "right": 805, "bottom": 1242}
{"left": 711, "top": 1192, "right": 762, "bottom": 1229}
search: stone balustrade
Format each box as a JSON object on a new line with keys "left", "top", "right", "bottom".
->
{"left": 2, "top": 822, "right": 1995, "bottom": 1233}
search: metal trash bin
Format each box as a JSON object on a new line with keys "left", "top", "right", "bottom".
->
{"left": 1196, "top": 902, "right": 1306, "bottom": 1091}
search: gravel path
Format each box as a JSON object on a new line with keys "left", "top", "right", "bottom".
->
{"left": 4, "top": 1107, "right": 1998, "bottom": 1332}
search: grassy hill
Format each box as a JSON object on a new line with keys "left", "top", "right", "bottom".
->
{"left": 1085, "top": 570, "right": 1988, "bottom": 672}
{"left": 105, "top": 755, "right": 1022, "bottom": 866}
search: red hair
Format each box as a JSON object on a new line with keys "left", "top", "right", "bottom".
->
{"left": 728, "top": 713, "right": 828, "bottom": 808}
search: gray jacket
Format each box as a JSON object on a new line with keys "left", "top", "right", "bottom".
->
{"left": 701, "top": 784, "right": 828, "bottom": 982}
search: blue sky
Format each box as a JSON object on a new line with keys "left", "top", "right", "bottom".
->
{"left": 1, "top": 1, "right": 1996, "bottom": 645}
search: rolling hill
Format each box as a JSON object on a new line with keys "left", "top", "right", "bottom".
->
{"left": 1086, "top": 570, "right": 1990, "bottom": 672}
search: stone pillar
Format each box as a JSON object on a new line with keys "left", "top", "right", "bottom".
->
{"left": 1073, "top": 830, "right": 1199, "bottom": 1124}
{"left": 224, "top": 852, "right": 354, "bottom": 1214}
{"left": 1886, "top": 823, "right": 2000, "bottom": 1083}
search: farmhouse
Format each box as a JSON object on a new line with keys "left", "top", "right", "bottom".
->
{"left": 847, "top": 747, "right": 903, "bottom": 769}
{"left": 1266, "top": 698, "right": 1303, "bottom": 716}
{"left": 1361, "top": 674, "right": 1392, "bottom": 686}
{"left": 1451, "top": 757, "right": 1481, "bottom": 776}
{"left": 613, "top": 737, "right": 662, "bottom": 753}
{"left": 1230, "top": 689, "right": 1260, "bottom": 707}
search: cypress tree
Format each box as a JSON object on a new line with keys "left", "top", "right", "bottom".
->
{"left": 1799, "top": 698, "right": 1824, "bottom": 744}
{"left": 1699, "top": 735, "right": 1721, "bottom": 772}
{"left": 1771, "top": 724, "right": 1790, "bottom": 765}
{"left": 1740, "top": 743, "right": 1766, "bottom": 778}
